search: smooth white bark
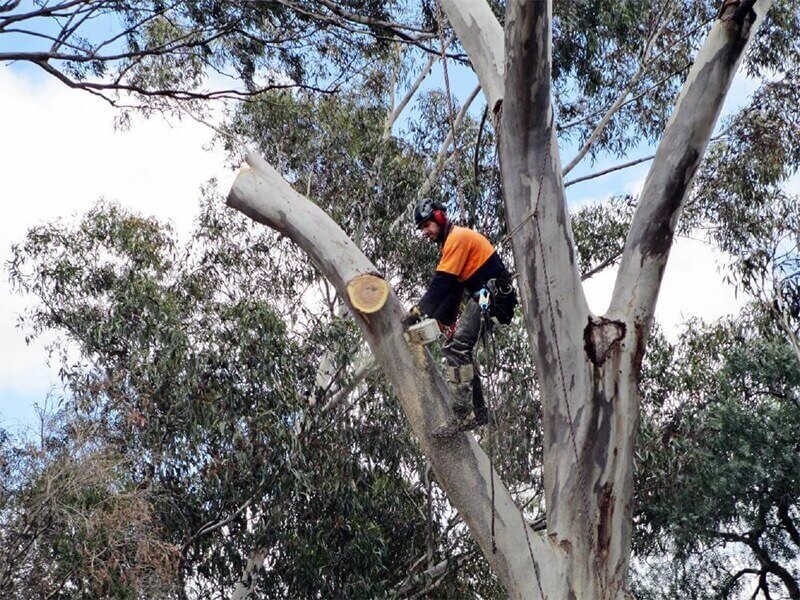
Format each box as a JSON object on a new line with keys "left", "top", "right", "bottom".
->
{"left": 611, "top": 0, "right": 774, "bottom": 328}
{"left": 439, "top": 0, "right": 504, "bottom": 111}
{"left": 491, "top": 0, "right": 771, "bottom": 596}
{"left": 384, "top": 34, "right": 456, "bottom": 140}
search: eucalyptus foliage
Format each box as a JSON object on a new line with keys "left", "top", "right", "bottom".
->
{"left": 7, "top": 200, "right": 439, "bottom": 598}
{"left": 634, "top": 308, "right": 800, "bottom": 598}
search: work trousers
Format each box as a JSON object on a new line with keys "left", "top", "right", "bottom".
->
{"left": 442, "top": 299, "right": 486, "bottom": 417}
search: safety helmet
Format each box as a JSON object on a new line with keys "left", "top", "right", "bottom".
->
{"left": 413, "top": 198, "right": 447, "bottom": 228}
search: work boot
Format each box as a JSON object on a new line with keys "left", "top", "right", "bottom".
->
{"left": 472, "top": 372, "right": 488, "bottom": 426}
{"left": 433, "top": 364, "right": 475, "bottom": 438}
{"left": 473, "top": 406, "right": 489, "bottom": 427}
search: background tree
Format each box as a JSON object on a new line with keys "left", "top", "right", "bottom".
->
{"left": 0, "top": 412, "right": 178, "bottom": 598}
{"left": 7, "top": 199, "right": 449, "bottom": 598}
{"left": 634, "top": 307, "right": 800, "bottom": 598}
{"left": 0, "top": 0, "right": 422, "bottom": 106}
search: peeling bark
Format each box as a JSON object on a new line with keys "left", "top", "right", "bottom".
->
{"left": 584, "top": 317, "right": 626, "bottom": 367}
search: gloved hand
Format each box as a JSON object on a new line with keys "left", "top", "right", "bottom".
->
{"left": 401, "top": 305, "right": 423, "bottom": 328}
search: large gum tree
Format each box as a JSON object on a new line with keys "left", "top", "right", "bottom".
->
{"left": 226, "top": 0, "right": 776, "bottom": 597}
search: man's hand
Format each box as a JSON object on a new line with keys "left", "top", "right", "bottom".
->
{"left": 401, "top": 305, "right": 423, "bottom": 328}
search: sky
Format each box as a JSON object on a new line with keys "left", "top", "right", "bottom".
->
{"left": 0, "top": 65, "right": 236, "bottom": 433}
{"left": 0, "top": 55, "right": 762, "bottom": 436}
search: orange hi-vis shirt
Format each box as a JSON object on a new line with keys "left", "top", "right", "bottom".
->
{"left": 437, "top": 226, "right": 495, "bottom": 282}
{"left": 418, "top": 225, "right": 509, "bottom": 325}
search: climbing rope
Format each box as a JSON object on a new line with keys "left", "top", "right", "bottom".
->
{"left": 495, "top": 123, "right": 554, "bottom": 250}
{"left": 433, "top": 0, "right": 468, "bottom": 224}
{"left": 477, "top": 310, "right": 545, "bottom": 598}
{"left": 479, "top": 313, "right": 498, "bottom": 554}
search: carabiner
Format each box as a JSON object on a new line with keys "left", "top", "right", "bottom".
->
{"left": 478, "top": 288, "right": 491, "bottom": 312}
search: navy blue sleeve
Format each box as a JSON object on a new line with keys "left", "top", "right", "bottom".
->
{"left": 419, "top": 271, "right": 463, "bottom": 326}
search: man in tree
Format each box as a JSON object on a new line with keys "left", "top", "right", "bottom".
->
{"left": 402, "top": 198, "right": 517, "bottom": 436}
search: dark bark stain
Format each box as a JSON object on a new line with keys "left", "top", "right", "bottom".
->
{"left": 633, "top": 21, "right": 752, "bottom": 261}
{"left": 637, "top": 148, "right": 698, "bottom": 259}
{"left": 729, "top": 0, "right": 758, "bottom": 27}
{"left": 550, "top": 470, "right": 560, "bottom": 521}
{"left": 583, "top": 316, "right": 626, "bottom": 367}
{"left": 597, "top": 482, "right": 614, "bottom": 559}
{"left": 632, "top": 322, "right": 647, "bottom": 374}
{"left": 583, "top": 373, "right": 611, "bottom": 476}
{"left": 558, "top": 536, "right": 572, "bottom": 555}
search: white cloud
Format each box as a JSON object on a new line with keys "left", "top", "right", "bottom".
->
{"left": 583, "top": 235, "right": 746, "bottom": 339}
{"left": 0, "top": 66, "right": 236, "bottom": 429}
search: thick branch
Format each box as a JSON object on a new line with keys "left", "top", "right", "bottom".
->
{"left": 713, "top": 529, "right": 800, "bottom": 599}
{"left": 0, "top": 0, "right": 86, "bottom": 29}
{"left": 500, "top": 1, "right": 596, "bottom": 583}
{"left": 230, "top": 547, "right": 267, "bottom": 600}
{"left": 0, "top": 1, "right": 21, "bottom": 14}
{"left": 777, "top": 499, "right": 800, "bottom": 549}
{"left": 30, "top": 58, "right": 336, "bottom": 104}
{"left": 438, "top": 0, "right": 504, "bottom": 112}
{"left": 419, "top": 83, "right": 481, "bottom": 197}
{"left": 718, "top": 568, "right": 761, "bottom": 598}
{"left": 320, "top": 354, "right": 377, "bottom": 414}
{"left": 314, "top": 0, "right": 431, "bottom": 38}
{"left": 395, "top": 552, "right": 471, "bottom": 597}
{"left": 390, "top": 84, "right": 481, "bottom": 230}
{"left": 610, "top": 0, "right": 774, "bottom": 329}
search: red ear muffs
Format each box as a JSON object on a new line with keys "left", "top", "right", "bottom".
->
{"left": 432, "top": 209, "right": 447, "bottom": 226}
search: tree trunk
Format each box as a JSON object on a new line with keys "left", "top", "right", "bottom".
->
{"left": 494, "top": 0, "right": 773, "bottom": 596}
{"left": 230, "top": 547, "right": 267, "bottom": 600}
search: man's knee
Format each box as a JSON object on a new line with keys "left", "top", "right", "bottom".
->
{"left": 445, "top": 363, "right": 473, "bottom": 385}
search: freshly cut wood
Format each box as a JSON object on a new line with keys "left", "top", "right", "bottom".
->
{"left": 346, "top": 273, "right": 389, "bottom": 314}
